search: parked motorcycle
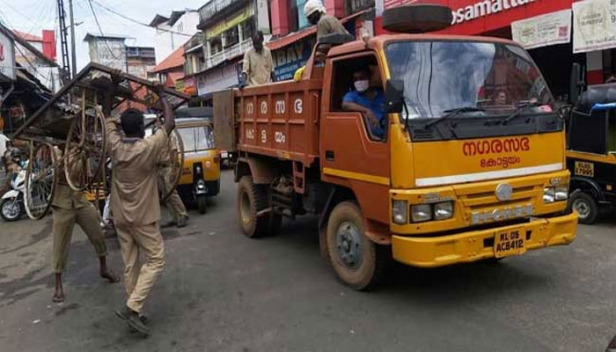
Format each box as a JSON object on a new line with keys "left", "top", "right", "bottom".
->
{"left": 1, "top": 167, "right": 26, "bottom": 221}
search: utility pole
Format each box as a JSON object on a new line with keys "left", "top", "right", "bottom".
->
{"left": 57, "top": 0, "right": 71, "bottom": 82}
{"left": 68, "top": 0, "right": 77, "bottom": 78}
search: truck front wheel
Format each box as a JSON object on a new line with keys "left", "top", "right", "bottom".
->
{"left": 237, "top": 176, "right": 279, "bottom": 238}
{"left": 326, "top": 201, "right": 387, "bottom": 290}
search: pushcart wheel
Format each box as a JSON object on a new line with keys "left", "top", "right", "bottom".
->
{"left": 64, "top": 108, "right": 107, "bottom": 191}
{"left": 161, "top": 128, "right": 184, "bottom": 201}
{"left": 25, "top": 143, "right": 58, "bottom": 220}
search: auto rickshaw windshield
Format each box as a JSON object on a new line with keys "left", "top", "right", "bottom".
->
{"left": 385, "top": 40, "right": 555, "bottom": 119}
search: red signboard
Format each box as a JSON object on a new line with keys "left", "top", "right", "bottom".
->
{"left": 380, "top": 0, "right": 574, "bottom": 35}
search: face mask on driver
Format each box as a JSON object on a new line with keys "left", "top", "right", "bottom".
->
{"left": 354, "top": 80, "right": 369, "bottom": 93}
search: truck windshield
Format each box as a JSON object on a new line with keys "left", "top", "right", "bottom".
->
{"left": 385, "top": 40, "right": 554, "bottom": 119}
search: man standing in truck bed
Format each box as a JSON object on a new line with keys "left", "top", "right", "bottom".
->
{"left": 304, "top": 0, "right": 350, "bottom": 40}
{"left": 241, "top": 30, "right": 274, "bottom": 87}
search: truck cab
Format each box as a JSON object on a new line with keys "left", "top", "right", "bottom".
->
{"left": 216, "top": 6, "right": 577, "bottom": 290}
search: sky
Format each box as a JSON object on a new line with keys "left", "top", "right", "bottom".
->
{"left": 0, "top": 0, "right": 208, "bottom": 71}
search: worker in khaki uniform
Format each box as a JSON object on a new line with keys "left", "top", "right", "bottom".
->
{"left": 51, "top": 148, "right": 119, "bottom": 303}
{"left": 158, "top": 130, "right": 188, "bottom": 228}
{"left": 106, "top": 84, "right": 175, "bottom": 336}
{"left": 241, "top": 30, "right": 275, "bottom": 87}
{"left": 304, "top": 0, "right": 350, "bottom": 40}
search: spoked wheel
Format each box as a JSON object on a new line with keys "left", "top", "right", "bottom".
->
{"left": 161, "top": 128, "right": 184, "bottom": 201}
{"left": 64, "top": 108, "right": 106, "bottom": 191}
{"left": 25, "top": 143, "right": 58, "bottom": 220}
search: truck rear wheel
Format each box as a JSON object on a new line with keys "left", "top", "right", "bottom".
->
{"left": 326, "top": 201, "right": 387, "bottom": 290}
{"left": 237, "top": 176, "right": 279, "bottom": 238}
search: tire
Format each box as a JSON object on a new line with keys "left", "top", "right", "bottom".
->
{"left": 237, "top": 176, "right": 274, "bottom": 238}
{"left": 568, "top": 191, "right": 599, "bottom": 225}
{"left": 1, "top": 197, "right": 23, "bottom": 222}
{"left": 197, "top": 196, "right": 207, "bottom": 214}
{"left": 382, "top": 4, "right": 453, "bottom": 33}
{"left": 326, "top": 201, "right": 388, "bottom": 290}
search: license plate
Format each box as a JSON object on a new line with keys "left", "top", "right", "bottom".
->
{"left": 494, "top": 228, "right": 526, "bottom": 259}
{"left": 221, "top": 152, "right": 228, "bottom": 158}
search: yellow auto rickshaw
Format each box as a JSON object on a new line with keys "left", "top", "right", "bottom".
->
{"left": 175, "top": 107, "right": 221, "bottom": 213}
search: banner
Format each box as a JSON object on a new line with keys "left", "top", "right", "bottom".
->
{"left": 573, "top": 0, "right": 616, "bottom": 53}
{"left": 512, "top": 9, "right": 572, "bottom": 49}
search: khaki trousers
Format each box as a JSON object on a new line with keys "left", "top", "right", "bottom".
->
{"left": 115, "top": 221, "right": 165, "bottom": 313}
{"left": 52, "top": 204, "right": 108, "bottom": 273}
{"left": 159, "top": 167, "right": 187, "bottom": 220}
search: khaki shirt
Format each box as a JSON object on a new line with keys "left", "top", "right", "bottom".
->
{"left": 317, "top": 15, "right": 349, "bottom": 40}
{"left": 242, "top": 47, "right": 274, "bottom": 86}
{"left": 106, "top": 119, "right": 168, "bottom": 225}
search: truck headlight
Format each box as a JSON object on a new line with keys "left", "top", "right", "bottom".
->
{"left": 392, "top": 200, "right": 408, "bottom": 225}
{"left": 555, "top": 186, "right": 568, "bottom": 201}
{"left": 543, "top": 187, "right": 555, "bottom": 203}
{"left": 434, "top": 201, "right": 454, "bottom": 220}
{"left": 411, "top": 204, "right": 432, "bottom": 223}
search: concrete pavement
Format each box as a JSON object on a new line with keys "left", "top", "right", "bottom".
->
{"left": 1, "top": 170, "right": 616, "bottom": 351}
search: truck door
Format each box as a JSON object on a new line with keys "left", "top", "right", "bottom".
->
{"left": 320, "top": 52, "right": 390, "bottom": 223}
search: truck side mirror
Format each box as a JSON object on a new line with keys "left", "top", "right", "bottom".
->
{"left": 569, "top": 63, "right": 584, "bottom": 105}
{"left": 385, "top": 79, "right": 405, "bottom": 114}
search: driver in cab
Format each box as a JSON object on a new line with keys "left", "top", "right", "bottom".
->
{"left": 342, "top": 67, "right": 386, "bottom": 140}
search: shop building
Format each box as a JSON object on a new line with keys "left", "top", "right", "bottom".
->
{"left": 373, "top": 0, "right": 616, "bottom": 98}
{"left": 148, "top": 10, "right": 200, "bottom": 65}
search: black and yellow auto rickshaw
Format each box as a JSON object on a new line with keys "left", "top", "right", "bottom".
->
{"left": 175, "top": 107, "right": 221, "bottom": 213}
{"left": 566, "top": 83, "right": 616, "bottom": 224}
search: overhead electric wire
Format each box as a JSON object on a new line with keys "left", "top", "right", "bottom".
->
{"left": 91, "top": 0, "right": 192, "bottom": 37}
{"left": 0, "top": 8, "right": 41, "bottom": 76}
{"left": 87, "top": 0, "right": 122, "bottom": 60}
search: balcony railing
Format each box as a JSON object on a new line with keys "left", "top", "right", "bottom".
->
{"left": 205, "top": 39, "right": 252, "bottom": 70}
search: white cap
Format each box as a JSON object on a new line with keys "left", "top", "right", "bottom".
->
{"left": 304, "top": 0, "right": 325, "bottom": 18}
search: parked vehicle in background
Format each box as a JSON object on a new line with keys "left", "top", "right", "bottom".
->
{"left": 214, "top": 5, "right": 578, "bottom": 290}
{"left": 1, "top": 165, "right": 27, "bottom": 221}
{"left": 566, "top": 79, "right": 616, "bottom": 224}
{"left": 175, "top": 108, "right": 221, "bottom": 214}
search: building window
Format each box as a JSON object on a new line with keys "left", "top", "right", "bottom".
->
{"left": 224, "top": 26, "right": 239, "bottom": 48}
{"left": 241, "top": 20, "right": 255, "bottom": 41}
{"left": 211, "top": 37, "right": 223, "bottom": 54}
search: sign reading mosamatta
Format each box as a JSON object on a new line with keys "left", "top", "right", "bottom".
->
{"left": 452, "top": 0, "right": 538, "bottom": 25}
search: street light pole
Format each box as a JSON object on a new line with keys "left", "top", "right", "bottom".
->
{"left": 68, "top": 0, "right": 77, "bottom": 78}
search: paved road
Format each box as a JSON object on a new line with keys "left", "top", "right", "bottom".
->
{"left": 1, "top": 170, "right": 616, "bottom": 352}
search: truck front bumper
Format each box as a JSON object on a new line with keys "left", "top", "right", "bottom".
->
{"left": 391, "top": 212, "right": 578, "bottom": 268}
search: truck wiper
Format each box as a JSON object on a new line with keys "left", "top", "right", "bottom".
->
{"left": 425, "top": 106, "right": 485, "bottom": 128}
{"left": 501, "top": 101, "right": 542, "bottom": 125}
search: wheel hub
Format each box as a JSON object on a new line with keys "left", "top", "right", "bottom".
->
{"left": 573, "top": 199, "right": 590, "bottom": 218}
{"left": 336, "top": 221, "right": 362, "bottom": 269}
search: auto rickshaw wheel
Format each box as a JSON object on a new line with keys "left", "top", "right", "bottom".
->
{"left": 197, "top": 196, "right": 207, "bottom": 214}
{"left": 162, "top": 128, "right": 184, "bottom": 202}
{"left": 25, "top": 143, "right": 58, "bottom": 220}
{"left": 64, "top": 109, "right": 106, "bottom": 192}
{"left": 569, "top": 191, "right": 598, "bottom": 225}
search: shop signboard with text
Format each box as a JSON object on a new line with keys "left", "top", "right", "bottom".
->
{"left": 375, "top": 0, "right": 573, "bottom": 35}
{"left": 572, "top": 0, "right": 616, "bottom": 53}
{"left": 512, "top": 9, "right": 572, "bottom": 49}
{"left": 272, "top": 37, "right": 316, "bottom": 81}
